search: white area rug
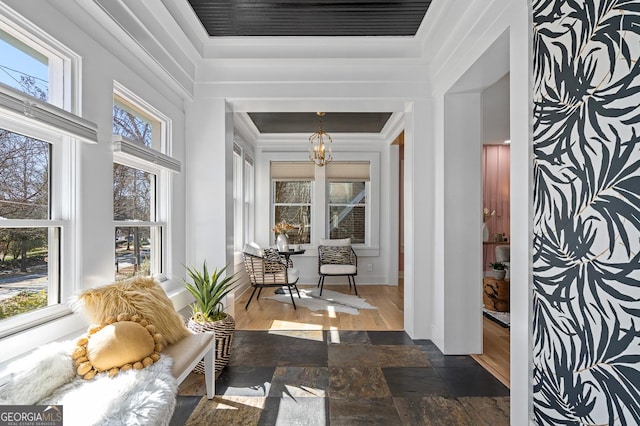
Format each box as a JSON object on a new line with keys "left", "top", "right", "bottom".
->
{"left": 483, "top": 308, "right": 510, "bottom": 328}
{"left": 0, "top": 341, "right": 177, "bottom": 426}
{"left": 265, "top": 288, "right": 377, "bottom": 315}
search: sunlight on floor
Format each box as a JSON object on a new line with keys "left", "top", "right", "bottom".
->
{"left": 214, "top": 396, "right": 266, "bottom": 410}
{"left": 268, "top": 321, "right": 324, "bottom": 341}
{"left": 329, "top": 327, "right": 340, "bottom": 344}
{"left": 327, "top": 305, "right": 336, "bottom": 318}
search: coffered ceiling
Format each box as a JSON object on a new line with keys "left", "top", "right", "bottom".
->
{"left": 247, "top": 112, "right": 393, "bottom": 133}
{"left": 186, "top": 0, "right": 432, "bottom": 37}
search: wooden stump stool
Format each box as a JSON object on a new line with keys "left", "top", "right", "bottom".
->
{"left": 483, "top": 277, "right": 510, "bottom": 312}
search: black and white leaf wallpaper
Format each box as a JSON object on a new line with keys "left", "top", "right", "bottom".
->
{"left": 533, "top": 0, "right": 640, "bottom": 424}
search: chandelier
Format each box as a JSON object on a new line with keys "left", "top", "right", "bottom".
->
{"left": 308, "top": 112, "right": 333, "bottom": 167}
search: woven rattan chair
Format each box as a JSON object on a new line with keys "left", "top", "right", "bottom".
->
{"left": 243, "top": 248, "right": 301, "bottom": 310}
{"left": 317, "top": 238, "right": 358, "bottom": 296}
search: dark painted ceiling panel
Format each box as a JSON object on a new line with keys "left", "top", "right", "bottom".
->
{"left": 248, "top": 112, "right": 392, "bottom": 133}
{"left": 187, "top": 0, "right": 431, "bottom": 37}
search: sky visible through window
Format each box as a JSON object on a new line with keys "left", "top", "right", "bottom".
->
{"left": 0, "top": 32, "right": 48, "bottom": 98}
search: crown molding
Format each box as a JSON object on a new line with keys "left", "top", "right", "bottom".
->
{"left": 380, "top": 112, "right": 405, "bottom": 143}
{"left": 233, "top": 112, "right": 260, "bottom": 147}
{"left": 74, "top": 0, "right": 195, "bottom": 99}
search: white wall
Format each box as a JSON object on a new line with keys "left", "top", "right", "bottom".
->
{"left": 0, "top": 0, "right": 190, "bottom": 362}
{"left": 482, "top": 73, "right": 510, "bottom": 145}
{"left": 425, "top": 0, "right": 532, "bottom": 423}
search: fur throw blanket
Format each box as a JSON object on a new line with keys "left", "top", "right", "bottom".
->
{"left": 0, "top": 341, "right": 177, "bottom": 426}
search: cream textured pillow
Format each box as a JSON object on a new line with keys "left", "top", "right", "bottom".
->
{"left": 319, "top": 238, "right": 351, "bottom": 247}
{"left": 74, "top": 276, "right": 189, "bottom": 345}
{"left": 72, "top": 313, "right": 163, "bottom": 379}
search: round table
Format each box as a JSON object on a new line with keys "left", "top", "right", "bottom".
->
{"left": 277, "top": 248, "right": 306, "bottom": 265}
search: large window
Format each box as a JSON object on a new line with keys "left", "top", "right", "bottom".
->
{"left": 233, "top": 145, "right": 243, "bottom": 251}
{"left": 0, "top": 130, "right": 58, "bottom": 321}
{"left": 113, "top": 164, "right": 158, "bottom": 280}
{"left": 0, "top": 18, "right": 84, "bottom": 335}
{"left": 112, "top": 88, "right": 174, "bottom": 281}
{"left": 326, "top": 162, "right": 370, "bottom": 244}
{"left": 329, "top": 182, "right": 367, "bottom": 243}
{"left": 243, "top": 156, "right": 254, "bottom": 247}
{"left": 232, "top": 143, "right": 255, "bottom": 251}
{"left": 273, "top": 181, "right": 312, "bottom": 245}
{"left": 269, "top": 160, "right": 371, "bottom": 246}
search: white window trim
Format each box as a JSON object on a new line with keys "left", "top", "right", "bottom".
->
{"left": 0, "top": 125, "right": 77, "bottom": 338}
{"left": 0, "top": 3, "right": 81, "bottom": 112}
{"left": 0, "top": 7, "right": 89, "bottom": 351}
{"left": 328, "top": 181, "right": 370, "bottom": 245}
{"left": 260, "top": 151, "right": 380, "bottom": 256}
{"left": 243, "top": 155, "right": 255, "bottom": 247}
{"left": 232, "top": 139, "right": 255, "bottom": 257}
{"left": 111, "top": 87, "right": 175, "bottom": 282}
{"left": 112, "top": 157, "right": 167, "bottom": 281}
{"left": 271, "top": 179, "right": 314, "bottom": 246}
{"left": 114, "top": 82, "right": 169, "bottom": 154}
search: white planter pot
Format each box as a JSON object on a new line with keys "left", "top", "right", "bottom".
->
{"left": 492, "top": 269, "right": 506, "bottom": 280}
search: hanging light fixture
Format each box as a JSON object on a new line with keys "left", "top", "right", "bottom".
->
{"left": 309, "top": 112, "right": 333, "bottom": 167}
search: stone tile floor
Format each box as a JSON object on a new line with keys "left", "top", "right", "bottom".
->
{"left": 171, "top": 331, "right": 510, "bottom": 425}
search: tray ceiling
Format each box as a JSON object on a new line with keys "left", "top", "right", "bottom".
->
{"left": 247, "top": 112, "right": 393, "bottom": 133}
{"left": 187, "top": 0, "right": 431, "bottom": 37}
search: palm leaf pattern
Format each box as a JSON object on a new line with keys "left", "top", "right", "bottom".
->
{"left": 533, "top": 0, "right": 640, "bottom": 424}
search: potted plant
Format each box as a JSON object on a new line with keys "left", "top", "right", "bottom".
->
{"left": 489, "top": 261, "right": 507, "bottom": 280}
{"left": 183, "top": 261, "right": 239, "bottom": 377}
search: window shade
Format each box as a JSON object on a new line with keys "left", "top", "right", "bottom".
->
{"left": 0, "top": 82, "right": 98, "bottom": 144}
{"left": 113, "top": 135, "right": 181, "bottom": 173}
{"left": 326, "top": 162, "right": 370, "bottom": 181}
{"left": 270, "top": 161, "right": 315, "bottom": 180}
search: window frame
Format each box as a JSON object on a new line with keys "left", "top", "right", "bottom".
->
{"left": 262, "top": 152, "right": 380, "bottom": 255}
{"left": 327, "top": 180, "right": 370, "bottom": 245}
{"left": 0, "top": 123, "right": 73, "bottom": 338}
{"left": 0, "top": 6, "right": 79, "bottom": 111}
{"left": 271, "top": 179, "right": 314, "bottom": 246}
{"left": 243, "top": 155, "right": 255, "bottom": 247}
{"left": 233, "top": 144, "right": 244, "bottom": 251}
{"left": 231, "top": 141, "right": 255, "bottom": 252}
{"left": 0, "top": 14, "right": 85, "bottom": 337}
{"left": 112, "top": 84, "right": 175, "bottom": 282}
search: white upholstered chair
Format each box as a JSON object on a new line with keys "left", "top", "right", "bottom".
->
{"left": 317, "top": 238, "right": 358, "bottom": 296}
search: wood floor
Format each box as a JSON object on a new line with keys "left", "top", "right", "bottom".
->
{"left": 472, "top": 317, "right": 511, "bottom": 388}
{"left": 233, "top": 283, "right": 404, "bottom": 331}
{"left": 232, "top": 281, "right": 510, "bottom": 388}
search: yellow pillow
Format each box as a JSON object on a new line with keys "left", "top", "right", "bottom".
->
{"left": 75, "top": 276, "right": 189, "bottom": 345}
{"left": 72, "top": 313, "right": 163, "bottom": 379}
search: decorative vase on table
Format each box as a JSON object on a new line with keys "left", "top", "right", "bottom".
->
{"left": 482, "top": 223, "right": 489, "bottom": 242}
{"left": 276, "top": 233, "right": 289, "bottom": 251}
